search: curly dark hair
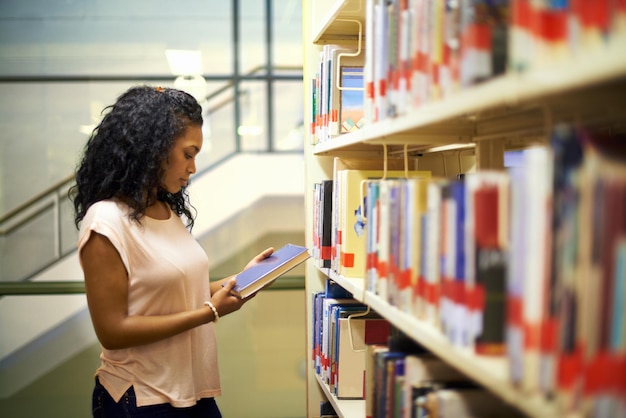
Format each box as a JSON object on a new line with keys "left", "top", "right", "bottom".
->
{"left": 70, "top": 85, "right": 203, "bottom": 230}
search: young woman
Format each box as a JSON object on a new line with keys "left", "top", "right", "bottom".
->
{"left": 71, "top": 85, "right": 273, "bottom": 417}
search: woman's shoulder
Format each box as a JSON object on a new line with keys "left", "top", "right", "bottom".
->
{"left": 83, "top": 199, "right": 132, "bottom": 226}
{"left": 88, "top": 199, "right": 128, "bottom": 215}
{"left": 78, "top": 199, "right": 134, "bottom": 250}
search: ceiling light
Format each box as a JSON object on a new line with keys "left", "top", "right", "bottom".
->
{"left": 165, "top": 49, "right": 203, "bottom": 76}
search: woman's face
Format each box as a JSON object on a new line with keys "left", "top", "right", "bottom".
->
{"left": 161, "top": 125, "right": 203, "bottom": 194}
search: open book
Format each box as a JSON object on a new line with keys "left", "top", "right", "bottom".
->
{"left": 228, "top": 243, "right": 311, "bottom": 298}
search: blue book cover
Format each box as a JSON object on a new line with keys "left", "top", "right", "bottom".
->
{"left": 228, "top": 243, "right": 310, "bottom": 298}
{"left": 340, "top": 66, "right": 365, "bottom": 133}
{"left": 325, "top": 279, "right": 353, "bottom": 299}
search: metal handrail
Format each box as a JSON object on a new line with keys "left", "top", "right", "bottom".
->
{"left": 0, "top": 148, "right": 304, "bottom": 282}
{"left": 0, "top": 145, "right": 244, "bottom": 238}
{"left": 0, "top": 281, "right": 86, "bottom": 295}
{"left": 0, "top": 174, "right": 75, "bottom": 227}
{"left": 0, "top": 276, "right": 305, "bottom": 296}
{"left": 0, "top": 65, "right": 303, "bottom": 84}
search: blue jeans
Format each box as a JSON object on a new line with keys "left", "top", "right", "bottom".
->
{"left": 92, "top": 377, "right": 222, "bottom": 418}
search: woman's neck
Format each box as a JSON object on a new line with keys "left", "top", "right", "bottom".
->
{"left": 145, "top": 200, "right": 170, "bottom": 220}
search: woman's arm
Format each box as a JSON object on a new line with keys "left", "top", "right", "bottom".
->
{"left": 81, "top": 234, "right": 274, "bottom": 350}
{"left": 81, "top": 232, "right": 222, "bottom": 350}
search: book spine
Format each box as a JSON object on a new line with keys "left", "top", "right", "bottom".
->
{"left": 509, "top": 0, "right": 533, "bottom": 72}
{"left": 425, "top": 181, "right": 443, "bottom": 329}
{"left": 388, "top": 180, "right": 404, "bottom": 308}
{"left": 386, "top": 0, "right": 400, "bottom": 118}
{"left": 365, "top": 0, "right": 376, "bottom": 125}
{"left": 429, "top": 0, "right": 444, "bottom": 100}
{"left": 472, "top": 173, "right": 508, "bottom": 356}
{"left": 313, "top": 182, "right": 321, "bottom": 264}
{"left": 402, "top": 179, "right": 416, "bottom": 315}
{"left": 507, "top": 162, "right": 527, "bottom": 386}
{"left": 522, "top": 146, "right": 553, "bottom": 394}
{"left": 397, "top": 0, "right": 411, "bottom": 115}
{"left": 442, "top": 0, "right": 461, "bottom": 98}
{"left": 451, "top": 181, "right": 468, "bottom": 348}
{"left": 377, "top": 180, "right": 392, "bottom": 301}
{"left": 548, "top": 123, "right": 583, "bottom": 399}
{"left": 366, "top": 345, "right": 388, "bottom": 418}
{"left": 322, "top": 180, "right": 334, "bottom": 268}
{"left": 440, "top": 182, "right": 459, "bottom": 344}
{"left": 406, "top": 179, "right": 427, "bottom": 319}
{"left": 394, "top": 357, "right": 406, "bottom": 416}
{"left": 530, "top": 0, "right": 569, "bottom": 69}
{"left": 331, "top": 169, "right": 343, "bottom": 274}
{"left": 311, "top": 77, "right": 318, "bottom": 143}
{"left": 314, "top": 293, "right": 325, "bottom": 375}
{"left": 366, "top": 181, "right": 381, "bottom": 292}
{"left": 324, "top": 46, "right": 333, "bottom": 142}
{"left": 375, "top": 0, "right": 389, "bottom": 122}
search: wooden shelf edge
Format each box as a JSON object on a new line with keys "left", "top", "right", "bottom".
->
{"left": 314, "top": 373, "right": 365, "bottom": 418}
{"left": 311, "top": 0, "right": 365, "bottom": 44}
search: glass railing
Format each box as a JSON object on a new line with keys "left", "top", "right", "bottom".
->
{"left": 0, "top": 67, "right": 304, "bottom": 283}
{"left": 0, "top": 175, "right": 77, "bottom": 282}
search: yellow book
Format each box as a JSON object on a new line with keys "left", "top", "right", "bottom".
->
{"left": 339, "top": 170, "right": 431, "bottom": 281}
{"left": 331, "top": 157, "right": 408, "bottom": 276}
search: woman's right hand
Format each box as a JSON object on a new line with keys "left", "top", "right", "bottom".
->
{"left": 208, "top": 277, "right": 248, "bottom": 319}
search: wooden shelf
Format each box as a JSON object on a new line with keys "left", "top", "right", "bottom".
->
{"left": 315, "top": 374, "right": 365, "bottom": 418}
{"left": 311, "top": 0, "right": 365, "bottom": 44}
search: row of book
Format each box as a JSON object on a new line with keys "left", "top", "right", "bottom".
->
{"left": 365, "top": 338, "right": 524, "bottom": 418}
{"left": 312, "top": 157, "right": 432, "bottom": 279}
{"left": 312, "top": 280, "right": 391, "bottom": 400}
{"left": 311, "top": 124, "right": 626, "bottom": 416}
{"left": 312, "top": 281, "right": 524, "bottom": 417}
{"left": 363, "top": 0, "right": 508, "bottom": 123}
{"left": 310, "top": 0, "right": 626, "bottom": 145}
{"left": 311, "top": 43, "right": 366, "bottom": 144}
{"left": 509, "top": 0, "right": 625, "bottom": 72}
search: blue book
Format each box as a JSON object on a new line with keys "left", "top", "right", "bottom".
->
{"left": 227, "top": 243, "right": 310, "bottom": 298}
{"left": 610, "top": 242, "right": 626, "bottom": 351}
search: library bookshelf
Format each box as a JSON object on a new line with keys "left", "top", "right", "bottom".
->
{"left": 303, "top": 0, "right": 626, "bottom": 417}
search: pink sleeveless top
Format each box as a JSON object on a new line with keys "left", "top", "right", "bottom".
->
{"left": 78, "top": 199, "right": 221, "bottom": 407}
